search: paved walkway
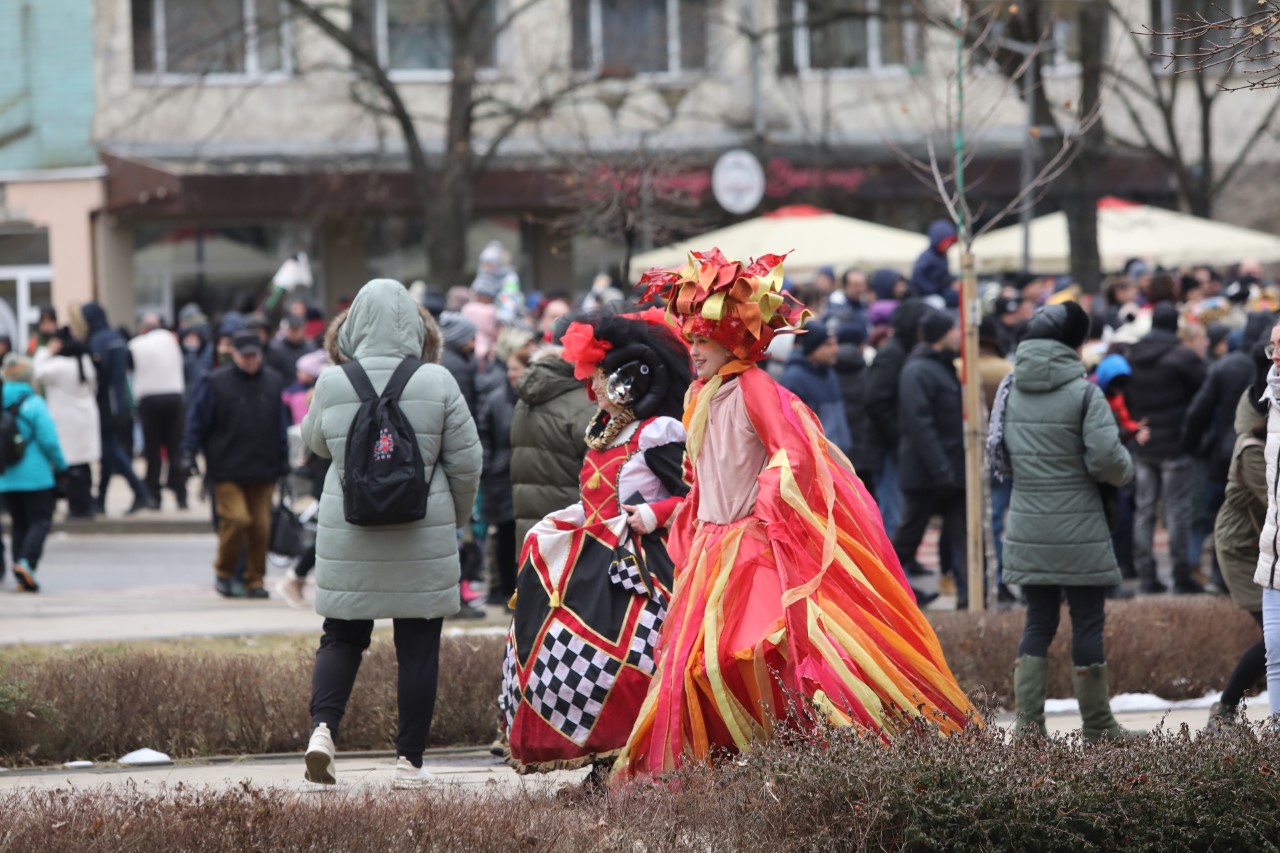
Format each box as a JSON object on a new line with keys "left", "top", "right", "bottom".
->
{"left": 0, "top": 707, "right": 1217, "bottom": 796}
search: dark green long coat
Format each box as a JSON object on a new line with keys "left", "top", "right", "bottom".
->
{"left": 1002, "top": 339, "right": 1134, "bottom": 587}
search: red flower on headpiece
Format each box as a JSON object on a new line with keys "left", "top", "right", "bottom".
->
{"left": 560, "top": 321, "right": 612, "bottom": 380}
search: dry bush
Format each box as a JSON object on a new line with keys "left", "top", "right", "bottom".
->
{"left": 930, "top": 596, "right": 1259, "bottom": 704}
{"left": 0, "top": 721, "right": 1277, "bottom": 852}
{"left": 0, "top": 599, "right": 1260, "bottom": 764}
{"left": 0, "top": 635, "right": 504, "bottom": 765}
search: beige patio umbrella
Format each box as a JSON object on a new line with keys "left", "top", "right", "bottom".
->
{"left": 628, "top": 205, "right": 926, "bottom": 279}
{"left": 966, "top": 197, "right": 1280, "bottom": 273}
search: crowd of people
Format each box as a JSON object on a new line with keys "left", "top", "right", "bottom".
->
{"left": 2, "top": 227, "right": 1276, "bottom": 780}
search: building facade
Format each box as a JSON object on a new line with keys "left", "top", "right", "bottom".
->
{"left": 13, "top": 0, "right": 1274, "bottom": 326}
{"left": 0, "top": 0, "right": 100, "bottom": 347}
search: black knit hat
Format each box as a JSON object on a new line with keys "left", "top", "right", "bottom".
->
{"left": 1151, "top": 301, "right": 1180, "bottom": 333}
{"left": 918, "top": 309, "right": 956, "bottom": 345}
{"left": 1023, "top": 302, "right": 1091, "bottom": 349}
{"left": 799, "top": 321, "right": 832, "bottom": 355}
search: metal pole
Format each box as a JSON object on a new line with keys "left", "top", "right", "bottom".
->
{"left": 955, "top": 2, "right": 986, "bottom": 611}
{"left": 1020, "top": 56, "right": 1035, "bottom": 275}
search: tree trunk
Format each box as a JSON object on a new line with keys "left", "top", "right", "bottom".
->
{"left": 425, "top": 18, "right": 480, "bottom": 291}
{"left": 1053, "top": 0, "right": 1105, "bottom": 288}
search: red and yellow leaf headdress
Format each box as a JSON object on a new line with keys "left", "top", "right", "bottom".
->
{"left": 636, "top": 248, "right": 811, "bottom": 361}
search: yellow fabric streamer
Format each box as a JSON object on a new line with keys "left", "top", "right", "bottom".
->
{"left": 681, "top": 359, "right": 753, "bottom": 462}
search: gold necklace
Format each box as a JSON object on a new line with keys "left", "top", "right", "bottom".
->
{"left": 584, "top": 408, "right": 636, "bottom": 451}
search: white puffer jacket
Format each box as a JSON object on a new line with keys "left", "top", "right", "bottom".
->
{"left": 1254, "top": 369, "right": 1280, "bottom": 591}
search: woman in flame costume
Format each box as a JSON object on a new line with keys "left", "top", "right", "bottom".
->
{"left": 614, "top": 249, "right": 976, "bottom": 778}
{"left": 500, "top": 314, "right": 692, "bottom": 773}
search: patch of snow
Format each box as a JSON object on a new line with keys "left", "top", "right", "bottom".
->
{"left": 1045, "top": 691, "right": 1271, "bottom": 716}
{"left": 118, "top": 748, "right": 172, "bottom": 766}
{"left": 443, "top": 625, "right": 508, "bottom": 638}
{"left": 63, "top": 760, "right": 94, "bottom": 768}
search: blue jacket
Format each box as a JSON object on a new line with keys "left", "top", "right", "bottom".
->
{"left": 780, "top": 351, "right": 853, "bottom": 455}
{"left": 0, "top": 382, "right": 68, "bottom": 493}
{"left": 910, "top": 219, "right": 956, "bottom": 298}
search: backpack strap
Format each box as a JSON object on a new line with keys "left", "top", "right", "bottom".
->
{"left": 341, "top": 361, "right": 378, "bottom": 403}
{"left": 380, "top": 358, "right": 424, "bottom": 402}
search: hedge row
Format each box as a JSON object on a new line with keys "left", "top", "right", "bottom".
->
{"left": 0, "top": 597, "right": 1261, "bottom": 764}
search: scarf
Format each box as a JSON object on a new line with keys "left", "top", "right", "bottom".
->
{"left": 1267, "top": 365, "right": 1280, "bottom": 407}
{"left": 682, "top": 359, "right": 754, "bottom": 463}
{"left": 986, "top": 372, "right": 1016, "bottom": 482}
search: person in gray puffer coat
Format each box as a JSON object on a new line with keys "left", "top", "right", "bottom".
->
{"left": 300, "top": 278, "right": 481, "bottom": 790}
{"left": 510, "top": 346, "right": 596, "bottom": 548}
{"left": 995, "top": 301, "right": 1139, "bottom": 744}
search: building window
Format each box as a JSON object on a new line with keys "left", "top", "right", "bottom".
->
{"left": 985, "top": 7, "right": 1086, "bottom": 77}
{"left": 351, "top": 0, "right": 498, "bottom": 76}
{"left": 778, "top": 0, "right": 921, "bottom": 74}
{"left": 131, "top": 0, "right": 290, "bottom": 79}
{"left": 570, "top": 0, "right": 708, "bottom": 77}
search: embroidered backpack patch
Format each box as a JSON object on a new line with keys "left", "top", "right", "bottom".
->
{"left": 373, "top": 427, "right": 395, "bottom": 461}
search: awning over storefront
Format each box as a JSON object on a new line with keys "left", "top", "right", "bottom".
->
{"left": 628, "top": 205, "right": 927, "bottom": 277}
{"left": 968, "top": 197, "right": 1280, "bottom": 272}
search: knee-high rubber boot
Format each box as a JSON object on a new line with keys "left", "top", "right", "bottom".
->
{"left": 1013, "top": 656, "right": 1048, "bottom": 739}
{"left": 1072, "top": 663, "right": 1145, "bottom": 743}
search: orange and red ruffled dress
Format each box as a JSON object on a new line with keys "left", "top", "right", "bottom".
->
{"left": 613, "top": 365, "right": 976, "bottom": 778}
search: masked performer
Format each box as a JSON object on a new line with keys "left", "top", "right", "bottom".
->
{"left": 501, "top": 314, "right": 692, "bottom": 773}
{"left": 615, "top": 250, "right": 977, "bottom": 779}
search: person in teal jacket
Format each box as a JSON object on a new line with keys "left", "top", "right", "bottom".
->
{"left": 0, "top": 354, "right": 68, "bottom": 592}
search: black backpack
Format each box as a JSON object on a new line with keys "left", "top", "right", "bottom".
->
{"left": 340, "top": 358, "right": 430, "bottom": 526}
{"left": 0, "top": 387, "right": 28, "bottom": 474}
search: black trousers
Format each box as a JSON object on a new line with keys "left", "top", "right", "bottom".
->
{"left": 138, "top": 393, "right": 186, "bottom": 502}
{"left": 310, "top": 617, "right": 443, "bottom": 766}
{"left": 7, "top": 488, "right": 56, "bottom": 571}
{"left": 1221, "top": 611, "right": 1266, "bottom": 709}
{"left": 494, "top": 519, "right": 517, "bottom": 600}
{"left": 1018, "top": 585, "right": 1107, "bottom": 666}
{"left": 62, "top": 464, "right": 94, "bottom": 518}
{"left": 892, "top": 488, "right": 968, "bottom": 596}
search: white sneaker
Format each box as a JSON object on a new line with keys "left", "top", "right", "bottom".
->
{"left": 392, "top": 756, "right": 438, "bottom": 789}
{"left": 304, "top": 723, "right": 336, "bottom": 785}
{"left": 275, "top": 571, "right": 306, "bottom": 609}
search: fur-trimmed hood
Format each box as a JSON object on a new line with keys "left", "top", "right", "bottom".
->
{"left": 324, "top": 279, "right": 443, "bottom": 366}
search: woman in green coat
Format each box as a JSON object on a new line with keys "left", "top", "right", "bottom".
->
{"left": 990, "top": 302, "right": 1137, "bottom": 742}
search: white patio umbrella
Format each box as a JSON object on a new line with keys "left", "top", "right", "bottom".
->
{"left": 628, "top": 205, "right": 927, "bottom": 279}
{"left": 967, "top": 197, "right": 1280, "bottom": 273}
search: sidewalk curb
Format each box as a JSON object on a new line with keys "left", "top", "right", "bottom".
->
{"left": 52, "top": 519, "right": 211, "bottom": 536}
{"left": 4, "top": 746, "right": 491, "bottom": 776}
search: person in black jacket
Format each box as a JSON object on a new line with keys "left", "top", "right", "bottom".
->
{"left": 439, "top": 312, "right": 479, "bottom": 418}
{"left": 863, "top": 299, "right": 928, "bottom": 537}
{"left": 780, "top": 322, "right": 853, "bottom": 456}
{"left": 1182, "top": 310, "right": 1274, "bottom": 589}
{"left": 1127, "top": 302, "right": 1208, "bottom": 594}
{"left": 182, "top": 330, "right": 288, "bottom": 599}
{"left": 891, "top": 308, "right": 964, "bottom": 608}
{"left": 832, "top": 323, "right": 877, "bottom": 481}
{"left": 478, "top": 347, "right": 528, "bottom": 605}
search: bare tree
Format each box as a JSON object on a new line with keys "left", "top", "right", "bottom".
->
{"left": 1111, "top": 1, "right": 1280, "bottom": 217}
{"left": 888, "top": 2, "right": 1104, "bottom": 610}
{"left": 548, "top": 143, "right": 715, "bottom": 285}
{"left": 1145, "top": 0, "right": 1280, "bottom": 89}
{"left": 281, "top": 0, "right": 591, "bottom": 290}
